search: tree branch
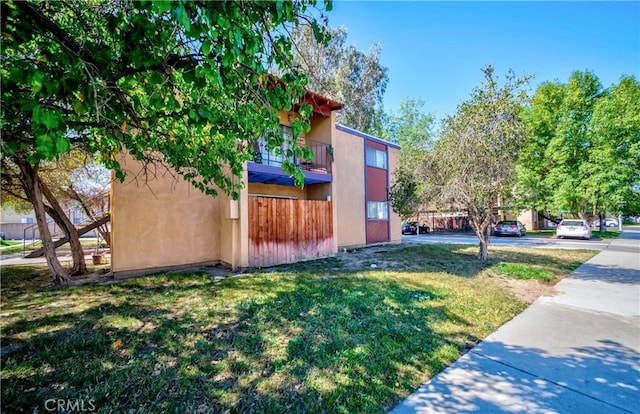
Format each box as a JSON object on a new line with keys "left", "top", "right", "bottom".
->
{"left": 112, "top": 54, "right": 203, "bottom": 82}
{"left": 15, "top": 1, "right": 84, "bottom": 57}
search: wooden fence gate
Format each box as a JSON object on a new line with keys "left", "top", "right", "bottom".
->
{"left": 248, "top": 197, "right": 334, "bottom": 268}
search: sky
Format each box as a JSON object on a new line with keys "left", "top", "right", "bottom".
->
{"left": 325, "top": 1, "right": 640, "bottom": 121}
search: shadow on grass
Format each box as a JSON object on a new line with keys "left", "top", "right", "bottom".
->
{"left": 1, "top": 268, "right": 511, "bottom": 413}
{"left": 1, "top": 243, "right": 595, "bottom": 413}
{"left": 279, "top": 243, "right": 594, "bottom": 280}
{"left": 277, "top": 243, "right": 494, "bottom": 277}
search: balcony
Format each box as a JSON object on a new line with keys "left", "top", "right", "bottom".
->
{"left": 248, "top": 137, "right": 333, "bottom": 186}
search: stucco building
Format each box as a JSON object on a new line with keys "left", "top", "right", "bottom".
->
{"left": 110, "top": 92, "right": 401, "bottom": 277}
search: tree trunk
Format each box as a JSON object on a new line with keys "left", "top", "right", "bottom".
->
{"left": 470, "top": 212, "right": 492, "bottom": 261}
{"left": 41, "top": 184, "right": 86, "bottom": 275}
{"left": 14, "top": 155, "right": 71, "bottom": 284}
{"left": 476, "top": 223, "right": 491, "bottom": 261}
{"left": 477, "top": 238, "right": 489, "bottom": 261}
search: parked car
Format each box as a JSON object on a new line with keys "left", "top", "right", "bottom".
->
{"left": 605, "top": 218, "right": 618, "bottom": 228}
{"left": 556, "top": 219, "right": 592, "bottom": 240}
{"left": 591, "top": 218, "right": 618, "bottom": 228}
{"left": 402, "top": 221, "right": 418, "bottom": 235}
{"left": 492, "top": 220, "right": 526, "bottom": 237}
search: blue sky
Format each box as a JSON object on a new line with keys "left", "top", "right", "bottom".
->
{"left": 326, "top": 1, "right": 640, "bottom": 121}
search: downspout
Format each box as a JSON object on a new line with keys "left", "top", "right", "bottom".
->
{"left": 385, "top": 145, "right": 391, "bottom": 240}
{"left": 229, "top": 172, "right": 241, "bottom": 271}
{"left": 363, "top": 138, "right": 369, "bottom": 245}
{"left": 232, "top": 214, "right": 238, "bottom": 270}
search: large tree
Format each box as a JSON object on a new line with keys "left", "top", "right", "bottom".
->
{"left": 1, "top": 150, "right": 109, "bottom": 275}
{"left": 378, "top": 98, "right": 435, "bottom": 148}
{"left": 515, "top": 72, "right": 639, "bottom": 226}
{"left": 386, "top": 98, "right": 435, "bottom": 220}
{"left": 420, "top": 66, "right": 531, "bottom": 260}
{"left": 1, "top": 0, "right": 333, "bottom": 283}
{"left": 291, "top": 24, "right": 388, "bottom": 133}
{"left": 582, "top": 75, "right": 640, "bottom": 222}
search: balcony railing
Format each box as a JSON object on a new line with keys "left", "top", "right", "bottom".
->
{"left": 251, "top": 137, "right": 332, "bottom": 174}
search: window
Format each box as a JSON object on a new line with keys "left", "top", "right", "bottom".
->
{"left": 367, "top": 201, "right": 389, "bottom": 220}
{"left": 253, "top": 125, "right": 294, "bottom": 167}
{"left": 366, "top": 147, "right": 387, "bottom": 169}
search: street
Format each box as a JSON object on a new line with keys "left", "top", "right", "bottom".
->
{"left": 403, "top": 232, "right": 611, "bottom": 251}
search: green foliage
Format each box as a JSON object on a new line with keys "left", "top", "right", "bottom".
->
{"left": 420, "top": 66, "right": 532, "bottom": 259}
{"left": 516, "top": 72, "right": 640, "bottom": 217}
{"left": 1, "top": 0, "right": 333, "bottom": 199}
{"left": 380, "top": 98, "right": 435, "bottom": 149}
{"left": 585, "top": 76, "right": 640, "bottom": 216}
{"left": 492, "top": 263, "right": 554, "bottom": 281}
{"left": 1, "top": 148, "right": 108, "bottom": 208}
{"left": 336, "top": 43, "right": 389, "bottom": 133}
{"left": 385, "top": 98, "right": 435, "bottom": 219}
{"left": 389, "top": 165, "right": 420, "bottom": 220}
{"left": 291, "top": 24, "right": 389, "bottom": 134}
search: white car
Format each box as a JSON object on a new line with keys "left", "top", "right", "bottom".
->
{"left": 556, "top": 219, "right": 592, "bottom": 240}
{"left": 591, "top": 218, "right": 618, "bottom": 228}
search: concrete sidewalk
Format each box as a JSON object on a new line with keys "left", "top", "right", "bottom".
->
{"left": 390, "top": 227, "right": 640, "bottom": 414}
{"left": 1, "top": 250, "right": 111, "bottom": 266}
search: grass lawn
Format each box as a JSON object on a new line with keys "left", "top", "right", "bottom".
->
{"left": 586, "top": 229, "right": 621, "bottom": 239}
{"left": 0, "top": 244, "right": 596, "bottom": 413}
{"left": 1, "top": 240, "right": 21, "bottom": 247}
{"left": 0, "top": 238, "right": 105, "bottom": 257}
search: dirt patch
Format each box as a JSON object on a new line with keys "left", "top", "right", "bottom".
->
{"left": 335, "top": 244, "right": 408, "bottom": 271}
{"left": 336, "top": 243, "right": 560, "bottom": 304}
{"left": 479, "top": 273, "right": 562, "bottom": 304}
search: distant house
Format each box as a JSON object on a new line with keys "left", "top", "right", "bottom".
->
{"left": 515, "top": 210, "right": 544, "bottom": 230}
{"left": 0, "top": 207, "right": 36, "bottom": 240}
{"left": 0, "top": 208, "right": 36, "bottom": 225}
{"left": 110, "top": 91, "right": 402, "bottom": 277}
{"left": 0, "top": 195, "right": 109, "bottom": 241}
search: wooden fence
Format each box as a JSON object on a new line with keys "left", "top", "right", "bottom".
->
{"left": 425, "top": 216, "right": 471, "bottom": 232}
{"left": 248, "top": 197, "right": 334, "bottom": 268}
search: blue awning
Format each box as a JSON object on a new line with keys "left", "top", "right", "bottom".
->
{"left": 248, "top": 163, "right": 332, "bottom": 186}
